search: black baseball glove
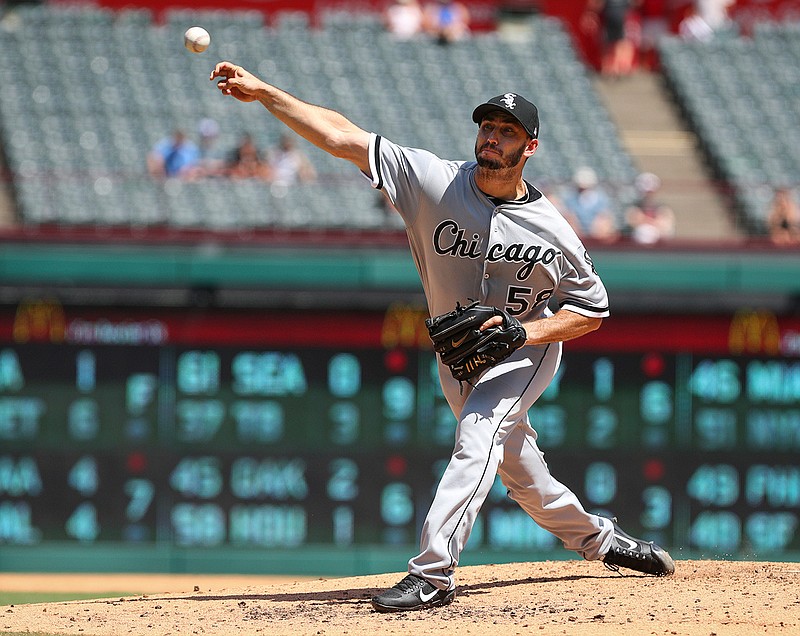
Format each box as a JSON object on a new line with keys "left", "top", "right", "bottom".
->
{"left": 426, "top": 301, "right": 527, "bottom": 382}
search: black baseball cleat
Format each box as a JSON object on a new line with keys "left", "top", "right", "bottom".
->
{"left": 603, "top": 520, "right": 675, "bottom": 576}
{"left": 371, "top": 574, "right": 455, "bottom": 612}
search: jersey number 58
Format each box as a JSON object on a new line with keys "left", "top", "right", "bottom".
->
{"left": 506, "top": 286, "right": 553, "bottom": 315}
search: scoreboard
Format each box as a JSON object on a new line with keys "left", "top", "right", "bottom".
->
{"left": 1, "top": 300, "right": 800, "bottom": 565}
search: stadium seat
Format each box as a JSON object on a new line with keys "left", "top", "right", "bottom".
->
{"left": 659, "top": 25, "right": 800, "bottom": 234}
{"left": 0, "top": 6, "right": 636, "bottom": 233}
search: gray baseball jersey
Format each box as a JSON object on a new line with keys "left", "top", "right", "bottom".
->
{"left": 365, "top": 134, "right": 610, "bottom": 323}
{"left": 364, "top": 133, "right": 614, "bottom": 590}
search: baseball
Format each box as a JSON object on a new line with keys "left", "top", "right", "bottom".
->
{"left": 184, "top": 26, "right": 211, "bottom": 53}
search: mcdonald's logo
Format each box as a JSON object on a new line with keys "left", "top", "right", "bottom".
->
{"left": 381, "top": 303, "right": 429, "bottom": 349}
{"left": 728, "top": 309, "right": 780, "bottom": 355}
{"left": 13, "top": 299, "right": 66, "bottom": 343}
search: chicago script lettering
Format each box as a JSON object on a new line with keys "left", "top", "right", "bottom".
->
{"left": 433, "top": 220, "right": 560, "bottom": 280}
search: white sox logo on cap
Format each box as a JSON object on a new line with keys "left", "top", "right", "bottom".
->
{"left": 500, "top": 93, "right": 517, "bottom": 109}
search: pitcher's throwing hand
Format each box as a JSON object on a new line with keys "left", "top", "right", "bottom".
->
{"left": 210, "top": 62, "right": 261, "bottom": 102}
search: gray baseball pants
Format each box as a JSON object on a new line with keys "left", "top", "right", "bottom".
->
{"left": 409, "top": 341, "right": 614, "bottom": 590}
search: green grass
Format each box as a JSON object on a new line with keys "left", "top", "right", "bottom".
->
{"left": 1, "top": 592, "right": 136, "bottom": 636}
{"left": 1, "top": 591, "right": 134, "bottom": 606}
{"left": 1, "top": 632, "right": 61, "bottom": 636}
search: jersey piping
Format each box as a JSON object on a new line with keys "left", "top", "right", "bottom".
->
{"left": 560, "top": 299, "right": 610, "bottom": 317}
{"left": 485, "top": 181, "right": 543, "bottom": 207}
{"left": 444, "top": 344, "right": 550, "bottom": 577}
{"left": 372, "top": 135, "right": 384, "bottom": 191}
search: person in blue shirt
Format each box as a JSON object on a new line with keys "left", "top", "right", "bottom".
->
{"left": 561, "top": 166, "right": 619, "bottom": 243}
{"left": 423, "top": 0, "right": 469, "bottom": 44}
{"left": 147, "top": 129, "right": 200, "bottom": 179}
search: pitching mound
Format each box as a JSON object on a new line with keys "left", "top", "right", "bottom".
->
{"left": 2, "top": 560, "right": 798, "bottom": 635}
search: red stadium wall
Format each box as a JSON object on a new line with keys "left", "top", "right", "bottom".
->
{"left": 730, "top": 0, "right": 800, "bottom": 28}
{"left": 87, "top": 0, "right": 800, "bottom": 27}
{"left": 90, "top": 0, "right": 502, "bottom": 30}
{"left": 81, "top": 0, "right": 800, "bottom": 66}
{"left": 535, "top": 0, "right": 800, "bottom": 68}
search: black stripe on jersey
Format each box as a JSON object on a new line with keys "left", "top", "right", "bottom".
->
{"left": 560, "top": 300, "right": 610, "bottom": 314}
{"left": 444, "top": 345, "right": 550, "bottom": 579}
{"left": 485, "top": 181, "right": 543, "bottom": 207}
{"left": 373, "top": 135, "right": 384, "bottom": 191}
{"left": 521, "top": 181, "right": 543, "bottom": 203}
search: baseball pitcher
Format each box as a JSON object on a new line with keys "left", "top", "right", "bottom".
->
{"left": 210, "top": 62, "right": 675, "bottom": 613}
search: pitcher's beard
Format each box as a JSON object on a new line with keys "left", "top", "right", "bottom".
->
{"left": 476, "top": 155, "right": 503, "bottom": 170}
{"left": 475, "top": 143, "right": 526, "bottom": 172}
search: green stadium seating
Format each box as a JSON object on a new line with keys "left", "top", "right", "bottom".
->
{"left": 658, "top": 24, "right": 800, "bottom": 235}
{"left": 0, "top": 6, "right": 635, "bottom": 233}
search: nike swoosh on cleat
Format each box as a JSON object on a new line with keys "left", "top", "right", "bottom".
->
{"left": 617, "top": 536, "right": 639, "bottom": 551}
{"left": 419, "top": 588, "right": 439, "bottom": 603}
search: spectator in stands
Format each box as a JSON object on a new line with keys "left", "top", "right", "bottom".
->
{"left": 226, "top": 133, "right": 269, "bottom": 180}
{"left": 147, "top": 129, "right": 200, "bottom": 179}
{"left": 625, "top": 172, "right": 676, "bottom": 244}
{"left": 582, "top": 0, "right": 636, "bottom": 78}
{"left": 635, "top": 0, "right": 671, "bottom": 70}
{"left": 423, "top": 0, "right": 470, "bottom": 45}
{"left": 766, "top": 187, "right": 800, "bottom": 246}
{"left": 561, "top": 167, "right": 619, "bottom": 243}
{"left": 384, "top": 0, "right": 425, "bottom": 40}
{"left": 678, "top": 4, "right": 714, "bottom": 41}
{"left": 193, "top": 117, "right": 226, "bottom": 178}
{"left": 266, "top": 134, "right": 317, "bottom": 186}
{"left": 696, "top": 0, "right": 734, "bottom": 32}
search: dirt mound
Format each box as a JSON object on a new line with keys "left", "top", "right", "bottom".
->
{"left": 2, "top": 560, "right": 798, "bottom": 635}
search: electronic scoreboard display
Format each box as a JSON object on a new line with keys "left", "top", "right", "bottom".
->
{"left": 1, "top": 301, "right": 799, "bottom": 560}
